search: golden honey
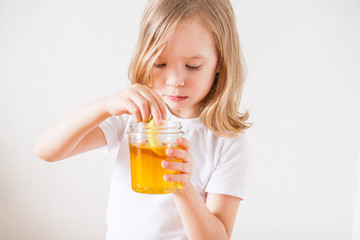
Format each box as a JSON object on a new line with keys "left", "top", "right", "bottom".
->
{"left": 129, "top": 143, "right": 182, "bottom": 194}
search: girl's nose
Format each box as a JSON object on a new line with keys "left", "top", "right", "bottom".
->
{"left": 165, "top": 69, "right": 185, "bottom": 88}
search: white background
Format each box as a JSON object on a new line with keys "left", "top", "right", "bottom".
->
{"left": 0, "top": 0, "right": 359, "bottom": 239}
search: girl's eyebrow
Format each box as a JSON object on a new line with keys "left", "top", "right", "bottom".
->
{"left": 185, "top": 55, "right": 206, "bottom": 60}
{"left": 156, "top": 55, "right": 206, "bottom": 60}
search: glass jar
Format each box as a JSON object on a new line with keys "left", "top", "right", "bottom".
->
{"left": 127, "top": 121, "right": 183, "bottom": 194}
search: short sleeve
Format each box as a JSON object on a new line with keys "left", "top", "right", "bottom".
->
{"left": 205, "top": 134, "right": 250, "bottom": 199}
{"left": 99, "top": 115, "right": 130, "bottom": 152}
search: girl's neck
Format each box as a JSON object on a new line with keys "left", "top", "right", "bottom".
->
{"left": 167, "top": 106, "right": 200, "bottom": 119}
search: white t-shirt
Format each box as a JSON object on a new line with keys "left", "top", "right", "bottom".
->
{"left": 99, "top": 109, "right": 249, "bottom": 240}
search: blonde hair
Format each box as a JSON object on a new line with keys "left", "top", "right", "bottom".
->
{"left": 129, "top": 0, "right": 251, "bottom": 137}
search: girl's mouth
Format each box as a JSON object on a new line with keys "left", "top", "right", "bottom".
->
{"left": 166, "top": 95, "right": 188, "bottom": 102}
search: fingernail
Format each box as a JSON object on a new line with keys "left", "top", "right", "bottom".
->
{"left": 167, "top": 148, "right": 174, "bottom": 155}
{"left": 161, "top": 161, "right": 167, "bottom": 168}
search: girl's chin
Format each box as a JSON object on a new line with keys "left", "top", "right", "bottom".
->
{"left": 165, "top": 103, "right": 199, "bottom": 118}
{"left": 166, "top": 101, "right": 186, "bottom": 109}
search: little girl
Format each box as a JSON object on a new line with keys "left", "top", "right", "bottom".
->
{"left": 36, "top": 0, "right": 251, "bottom": 239}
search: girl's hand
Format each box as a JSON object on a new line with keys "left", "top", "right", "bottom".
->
{"left": 104, "top": 84, "right": 167, "bottom": 123}
{"left": 161, "top": 137, "right": 194, "bottom": 193}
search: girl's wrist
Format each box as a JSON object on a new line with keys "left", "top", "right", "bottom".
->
{"left": 174, "top": 183, "right": 195, "bottom": 197}
{"left": 97, "top": 96, "right": 113, "bottom": 119}
{"left": 100, "top": 95, "right": 118, "bottom": 118}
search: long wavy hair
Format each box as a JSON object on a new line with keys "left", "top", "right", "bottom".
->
{"left": 128, "top": 0, "right": 251, "bottom": 137}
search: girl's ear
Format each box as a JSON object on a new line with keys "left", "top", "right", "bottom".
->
{"left": 216, "top": 63, "right": 220, "bottom": 73}
{"left": 216, "top": 61, "right": 221, "bottom": 73}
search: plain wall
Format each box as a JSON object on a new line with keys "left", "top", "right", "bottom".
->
{"left": 0, "top": 0, "right": 359, "bottom": 239}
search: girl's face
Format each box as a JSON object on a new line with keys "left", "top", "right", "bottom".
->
{"left": 151, "top": 17, "right": 219, "bottom": 119}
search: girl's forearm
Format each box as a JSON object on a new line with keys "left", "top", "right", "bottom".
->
{"left": 173, "top": 185, "right": 229, "bottom": 240}
{"left": 35, "top": 97, "right": 111, "bottom": 162}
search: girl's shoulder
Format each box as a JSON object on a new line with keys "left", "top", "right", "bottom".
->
{"left": 182, "top": 119, "right": 248, "bottom": 156}
{"left": 219, "top": 132, "right": 248, "bottom": 153}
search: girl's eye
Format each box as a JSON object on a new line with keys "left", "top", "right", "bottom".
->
{"left": 154, "top": 63, "right": 166, "bottom": 68}
{"left": 186, "top": 65, "right": 202, "bottom": 70}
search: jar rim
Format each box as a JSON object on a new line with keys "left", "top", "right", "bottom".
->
{"left": 128, "top": 120, "right": 183, "bottom": 133}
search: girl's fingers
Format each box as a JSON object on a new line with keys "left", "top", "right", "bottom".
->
{"left": 106, "top": 84, "right": 166, "bottom": 122}
{"left": 166, "top": 147, "right": 191, "bottom": 163}
{"left": 161, "top": 160, "right": 191, "bottom": 173}
{"left": 137, "top": 88, "right": 163, "bottom": 123}
{"left": 125, "top": 99, "right": 142, "bottom": 123}
{"left": 162, "top": 138, "right": 193, "bottom": 189}
{"left": 128, "top": 84, "right": 166, "bottom": 123}
{"left": 129, "top": 92, "right": 150, "bottom": 123}
{"left": 177, "top": 137, "right": 190, "bottom": 151}
{"left": 147, "top": 88, "right": 167, "bottom": 120}
{"left": 138, "top": 87, "right": 167, "bottom": 123}
{"left": 163, "top": 173, "right": 190, "bottom": 184}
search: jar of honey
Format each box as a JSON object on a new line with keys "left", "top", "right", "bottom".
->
{"left": 127, "top": 120, "right": 183, "bottom": 194}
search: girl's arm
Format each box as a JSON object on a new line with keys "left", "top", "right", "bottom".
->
{"left": 174, "top": 186, "right": 240, "bottom": 240}
{"left": 36, "top": 84, "right": 167, "bottom": 162}
{"left": 163, "top": 138, "right": 240, "bottom": 239}
{"left": 35, "top": 98, "right": 110, "bottom": 162}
